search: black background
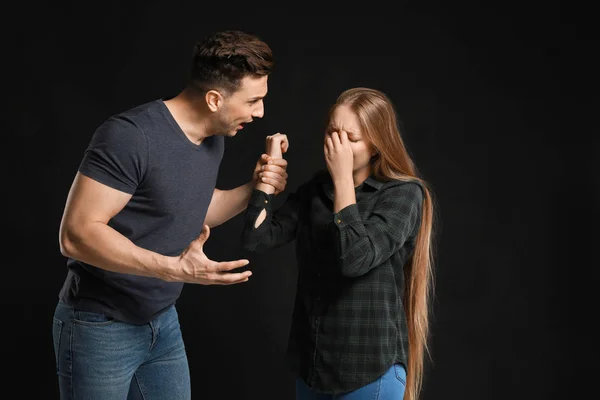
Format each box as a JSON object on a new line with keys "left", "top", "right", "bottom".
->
{"left": 4, "top": 2, "right": 594, "bottom": 399}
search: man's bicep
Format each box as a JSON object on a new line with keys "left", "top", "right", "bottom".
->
{"left": 62, "top": 172, "right": 133, "bottom": 226}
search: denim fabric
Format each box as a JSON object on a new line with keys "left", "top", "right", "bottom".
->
{"left": 52, "top": 300, "right": 190, "bottom": 399}
{"left": 296, "top": 363, "right": 406, "bottom": 400}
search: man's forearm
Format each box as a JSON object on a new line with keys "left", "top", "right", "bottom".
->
{"left": 204, "top": 182, "right": 255, "bottom": 228}
{"left": 60, "top": 222, "right": 178, "bottom": 281}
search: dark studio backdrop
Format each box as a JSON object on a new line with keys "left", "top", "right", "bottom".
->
{"left": 4, "top": 2, "right": 592, "bottom": 400}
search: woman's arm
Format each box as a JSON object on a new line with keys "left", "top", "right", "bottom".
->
{"left": 333, "top": 182, "right": 423, "bottom": 277}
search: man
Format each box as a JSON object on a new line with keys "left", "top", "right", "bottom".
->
{"left": 52, "top": 30, "right": 289, "bottom": 399}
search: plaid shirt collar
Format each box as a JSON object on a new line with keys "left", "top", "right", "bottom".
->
{"left": 321, "top": 173, "right": 385, "bottom": 200}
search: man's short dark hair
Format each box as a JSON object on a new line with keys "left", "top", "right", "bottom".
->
{"left": 188, "top": 30, "right": 274, "bottom": 95}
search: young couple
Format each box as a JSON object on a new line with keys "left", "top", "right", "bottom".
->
{"left": 54, "top": 29, "right": 435, "bottom": 400}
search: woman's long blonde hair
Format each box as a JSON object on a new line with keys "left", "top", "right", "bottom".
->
{"left": 329, "top": 87, "right": 436, "bottom": 400}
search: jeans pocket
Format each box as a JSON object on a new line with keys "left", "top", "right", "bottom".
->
{"left": 394, "top": 364, "right": 406, "bottom": 386}
{"left": 73, "top": 310, "right": 116, "bottom": 326}
{"left": 52, "top": 317, "right": 63, "bottom": 372}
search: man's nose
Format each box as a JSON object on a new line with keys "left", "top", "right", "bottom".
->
{"left": 252, "top": 103, "right": 264, "bottom": 119}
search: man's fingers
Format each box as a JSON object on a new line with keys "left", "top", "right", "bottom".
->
{"left": 259, "top": 171, "right": 284, "bottom": 179}
{"left": 260, "top": 176, "right": 285, "bottom": 191}
{"left": 259, "top": 172, "right": 287, "bottom": 190}
{"left": 261, "top": 165, "right": 287, "bottom": 177}
{"left": 267, "top": 157, "right": 288, "bottom": 168}
{"left": 262, "top": 164, "right": 287, "bottom": 173}
{"left": 213, "top": 270, "right": 253, "bottom": 285}
{"left": 261, "top": 154, "right": 288, "bottom": 167}
{"left": 214, "top": 259, "right": 250, "bottom": 272}
{"left": 261, "top": 176, "right": 286, "bottom": 191}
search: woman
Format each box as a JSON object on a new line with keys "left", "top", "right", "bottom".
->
{"left": 242, "top": 87, "right": 436, "bottom": 400}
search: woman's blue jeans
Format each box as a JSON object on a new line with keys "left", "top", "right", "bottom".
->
{"left": 296, "top": 363, "right": 406, "bottom": 400}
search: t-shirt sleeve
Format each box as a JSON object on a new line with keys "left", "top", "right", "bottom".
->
{"left": 78, "top": 116, "right": 148, "bottom": 194}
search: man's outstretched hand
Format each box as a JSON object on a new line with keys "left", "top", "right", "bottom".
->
{"left": 168, "top": 225, "right": 252, "bottom": 285}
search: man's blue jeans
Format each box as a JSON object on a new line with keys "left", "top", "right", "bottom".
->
{"left": 296, "top": 363, "right": 406, "bottom": 400}
{"left": 52, "top": 300, "right": 190, "bottom": 399}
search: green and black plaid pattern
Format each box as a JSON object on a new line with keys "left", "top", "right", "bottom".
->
{"left": 242, "top": 171, "right": 424, "bottom": 394}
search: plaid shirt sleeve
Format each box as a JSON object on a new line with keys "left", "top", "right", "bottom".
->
{"left": 241, "top": 188, "right": 300, "bottom": 254}
{"left": 333, "top": 181, "right": 423, "bottom": 277}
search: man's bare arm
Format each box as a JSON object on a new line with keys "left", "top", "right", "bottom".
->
{"left": 204, "top": 184, "right": 253, "bottom": 228}
{"left": 59, "top": 172, "right": 251, "bottom": 285}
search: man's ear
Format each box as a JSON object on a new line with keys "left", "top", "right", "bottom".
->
{"left": 205, "top": 90, "right": 223, "bottom": 112}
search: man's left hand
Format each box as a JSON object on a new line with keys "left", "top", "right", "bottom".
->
{"left": 253, "top": 154, "right": 289, "bottom": 195}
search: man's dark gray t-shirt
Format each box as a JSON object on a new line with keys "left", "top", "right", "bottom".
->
{"left": 59, "top": 99, "right": 224, "bottom": 325}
